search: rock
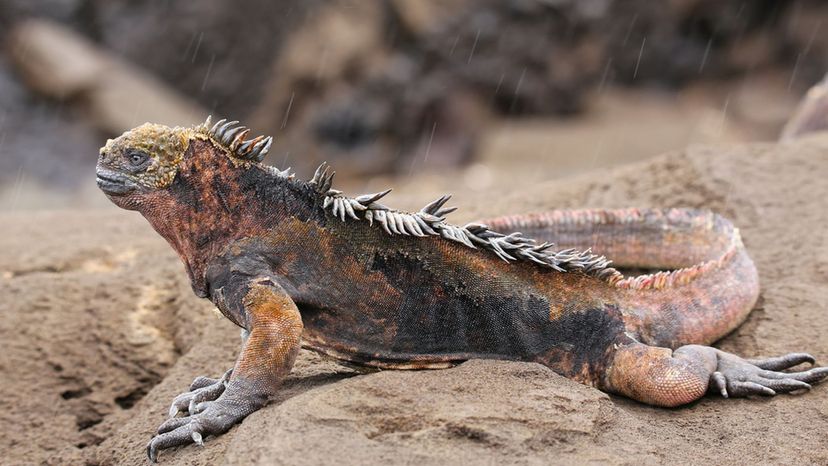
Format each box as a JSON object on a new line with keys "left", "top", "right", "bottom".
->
{"left": 781, "top": 73, "right": 828, "bottom": 141}
{"left": 91, "top": 0, "right": 318, "bottom": 118}
{"left": 390, "top": 0, "right": 471, "bottom": 37}
{"left": 0, "top": 53, "right": 103, "bottom": 199}
{"left": 7, "top": 19, "right": 206, "bottom": 134}
{"left": 223, "top": 360, "right": 613, "bottom": 465}
{"left": 0, "top": 210, "right": 216, "bottom": 464}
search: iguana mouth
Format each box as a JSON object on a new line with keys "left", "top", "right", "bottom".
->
{"left": 96, "top": 169, "right": 139, "bottom": 195}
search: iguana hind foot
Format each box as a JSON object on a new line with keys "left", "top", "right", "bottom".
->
{"left": 712, "top": 350, "right": 828, "bottom": 398}
{"left": 605, "top": 343, "right": 828, "bottom": 406}
{"left": 167, "top": 369, "right": 233, "bottom": 417}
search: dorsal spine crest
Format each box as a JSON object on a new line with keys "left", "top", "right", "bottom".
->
{"left": 201, "top": 116, "right": 274, "bottom": 163}
{"left": 308, "top": 162, "right": 622, "bottom": 283}
{"left": 191, "top": 117, "right": 737, "bottom": 291}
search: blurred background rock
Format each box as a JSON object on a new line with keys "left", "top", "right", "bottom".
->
{"left": 1, "top": 0, "right": 826, "bottom": 209}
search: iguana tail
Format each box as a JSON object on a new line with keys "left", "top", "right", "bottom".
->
{"left": 480, "top": 208, "right": 759, "bottom": 349}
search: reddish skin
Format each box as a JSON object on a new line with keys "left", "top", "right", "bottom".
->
{"left": 96, "top": 121, "right": 828, "bottom": 462}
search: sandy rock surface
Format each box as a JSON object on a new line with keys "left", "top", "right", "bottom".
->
{"left": 2, "top": 134, "right": 827, "bottom": 465}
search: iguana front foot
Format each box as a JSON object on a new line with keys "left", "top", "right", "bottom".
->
{"left": 146, "top": 276, "right": 303, "bottom": 462}
{"left": 167, "top": 369, "right": 233, "bottom": 417}
{"left": 147, "top": 378, "right": 268, "bottom": 462}
{"left": 711, "top": 351, "right": 828, "bottom": 398}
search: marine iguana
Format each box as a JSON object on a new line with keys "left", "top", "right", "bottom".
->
{"left": 95, "top": 118, "right": 828, "bottom": 462}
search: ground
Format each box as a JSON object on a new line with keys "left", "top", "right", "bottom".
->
{"left": 1, "top": 133, "right": 827, "bottom": 465}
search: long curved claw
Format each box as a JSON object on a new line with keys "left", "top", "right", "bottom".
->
{"left": 747, "top": 352, "right": 816, "bottom": 371}
{"left": 156, "top": 416, "right": 190, "bottom": 435}
{"left": 781, "top": 366, "right": 828, "bottom": 384}
{"left": 147, "top": 421, "right": 199, "bottom": 463}
{"left": 758, "top": 376, "right": 812, "bottom": 393}
{"left": 728, "top": 381, "right": 776, "bottom": 397}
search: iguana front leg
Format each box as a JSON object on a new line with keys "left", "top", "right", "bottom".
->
{"left": 147, "top": 277, "right": 303, "bottom": 462}
{"left": 604, "top": 343, "right": 828, "bottom": 407}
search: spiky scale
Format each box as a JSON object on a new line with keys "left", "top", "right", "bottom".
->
{"left": 310, "top": 162, "right": 328, "bottom": 186}
{"left": 216, "top": 120, "right": 239, "bottom": 139}
{"left": 222, "top": 126, "right": 246, "bottom": 146}
{"left": 237, "top": 139, "right": 256, "bottom": 155}
{"left": 231, "top": 129, "right": 251, "bottom": 149}
{"left": 343, "top": 199, "right": 359, "bottom": 220}
{"left": 247, "top": 137, "right": 270, "bottom": 161}
{"left": 414, "top": 215, "right": 438, "bottom": 235}
{"left": 421, "top": 195, "right": 452, "bottom": 215}
{"left": 355, "top": 189, "right": 392, "bottom": 205}
{"left": 258, "top": 136, "right": 273, "bottom": 160}
{"left": 210, "top": 118, "right": 227, "bottom": 135}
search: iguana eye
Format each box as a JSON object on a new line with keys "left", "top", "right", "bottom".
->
{"left": 127, "top": 150, "right": 149, "bottom": 167}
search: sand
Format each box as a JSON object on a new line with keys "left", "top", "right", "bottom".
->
{"left": 1, "top": 133, "right": 827, "bottom": 465}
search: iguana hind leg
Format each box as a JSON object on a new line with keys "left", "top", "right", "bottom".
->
{"left": 147, "top": 277, "right": 303, "bottom": 462}
{"left": 604, "top": 343, "right": 828, "bottom": 407}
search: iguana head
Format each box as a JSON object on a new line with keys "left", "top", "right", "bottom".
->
{"left": 96, "top": 118, "right": 273, "bottom": 210}
{"left": 95, "top": 123, "right": 192, "bottom": 209}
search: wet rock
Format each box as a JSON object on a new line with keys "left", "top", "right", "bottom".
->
{"left": 223, "top": 360, "right": 614, "bottom": 465}
{"left": 7, "top": 19, "right": 206, "bottom": 133}
{"left": 781, "top": 73, "right": 828, "bottom": 141}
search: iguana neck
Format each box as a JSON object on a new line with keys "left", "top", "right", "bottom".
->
{"left": 138, "top": 139, "right": 306, "bottom": 296}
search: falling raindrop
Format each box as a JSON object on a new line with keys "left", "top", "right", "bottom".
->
{"left": 281, "top": 92, "right": 295, "bottom": 129}
{"left": 424, "top": 122, "right": 437, "bottom": 162}
{"left": 467, "top": 29, "right": 480, "bottom": 64}
{"left": 509, "top": 67, "right": 527, "bottom": 112}
{"left": 718, "top": 94, "right": 731, "bottom": 137}
{"left": 788, "top": 53, "right": 802, "bottom": 91}
{"left": 622, "top": 14, "right": 639, "bottom": 46}
{"left": 449, "top": 33, "right": 460, "bottom": 57}
{"left": 699, "top": 38, "right": 712, "bottom": 73}
{"left": 633, "top": 37, "right": 646, "bottom": 79}
{"left": 200, "top": 53, "right": 215, "bottom": 91}
{"left": 191, "top": 32, "right": 204, "bottom": 63}
{"left": 598, "top": 57, "right": 613, "bottom": 94}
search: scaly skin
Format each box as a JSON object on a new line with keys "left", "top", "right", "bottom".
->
{"left": 95, "top": 118, "right": 828, "bottom": 462}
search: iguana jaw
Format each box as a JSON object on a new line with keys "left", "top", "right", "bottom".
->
{"left": 95, "top": 167, "right": 140, "bottom": 195}
{"left": 95, "top": 165, "right": 149, "bottom": 211}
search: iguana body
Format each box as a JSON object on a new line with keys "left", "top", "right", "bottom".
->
{"left": 94, "top": 119, "right": 828, "bottom": 462}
